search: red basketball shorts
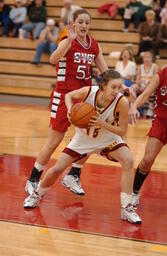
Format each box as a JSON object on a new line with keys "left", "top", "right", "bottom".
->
{"left": 148, "top": 116, "right": 167, "bottom": 144}
{"left": 50, "top": 91, "right": 70, "bottom": 132}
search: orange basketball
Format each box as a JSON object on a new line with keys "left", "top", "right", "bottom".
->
{"left": 70, "top": 102, "right": 96, "bottom": 128}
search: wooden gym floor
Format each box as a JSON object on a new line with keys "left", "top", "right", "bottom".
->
{"left": 0, "top": 102, "right": 167, "bottom": 256}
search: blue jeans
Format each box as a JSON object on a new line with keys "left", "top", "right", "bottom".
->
{"left": 22, "top": 22, "right": 45, "bottom": 39}
{"left": 124, "top": 14, "right": 141, "bottom": 30}
{"left": 34, "top": 41, "right": 57, "bottom": 63}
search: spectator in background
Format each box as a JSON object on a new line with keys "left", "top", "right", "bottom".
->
{"left": 123, "top": 0, "right": 150, "bottom": 32}
{"left": 90, "top": 67, "right": 102, "bottom": 86}
{"left": 158, "top": 0, "right": 167, "bottom": 8}
{"left": 160, "top": 1, "right": 167, "bottom": 24}
{"left": 19, "top": 0, "right": 46, "bottom": 39}
{"left": 115, "top": 48, "right": 137, "bottom": 87}
{"left": 56, "top": 21, "right": 68, "bottom": 44}
{"left": 138, "top": 0, "right": 153, "bottom": 6}
{"left": 25, "top": 0, "right": 45, "bottom": 6}
{"left": 0, "top": 0, "right": 10, "bottom": 36}
{"left": 31, "top": 18, "right": 59, "bottom": 65}
{"left": 129, "top": 51, "right": 158, "bottom": 117}
{"left": 153, "top": 15, "right": 167, "bottom": 58}
{"left": 24, "top": 0, "right": 45, "bottom": 12}
{"left": 152, "top": 1, "right": 162, "bottom": 22}
{"left": 137, "top": 10, "right": 159, "bottom": 56}
{"left": 6, "top": 0, "right": 27, "bottom": 37}
{"left": 61, "top": 0, "right": 81, "bottom": 24}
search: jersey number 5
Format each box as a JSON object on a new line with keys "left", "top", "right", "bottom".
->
{"left": 76, "top": 65, "right": 91, "bottom": 80}
{"left": 76, "top": 65, "right": 86, "bottom": 79}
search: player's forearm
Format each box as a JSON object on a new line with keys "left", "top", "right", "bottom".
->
{"left": 95, "top": 45, "right": 108, "bottom": 73}
{"left": 50, "top": 38, "right": 72, "bottom": 64}
{"left": 103, "top": 122, "right": 127, "bottom": 137}
{"left": 134, "top": 92, "right": 149, "bottom": 109}
{"left": 65, "top": 93, "right": 73, "bottom": 111}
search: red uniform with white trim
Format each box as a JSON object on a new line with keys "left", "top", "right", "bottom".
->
{"left": 50, "top": 36, "right": 99, "bottom": 132}
{"left": 148, "top": 67, "right": 167, "bottom": 144}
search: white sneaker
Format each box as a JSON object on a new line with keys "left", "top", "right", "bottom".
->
{"left": 62, "top": 175, "right": 85, "bottom": 196}
{"left": 132, "top": 192, "right": 140, "bottom": 207}
{"left": 121, "top": 205, "right": 142, "bottom": 224}
{"left": 123, "top": 28, "right": 128, "bottom": 32}
{"left": 24, "top": 192, "right": 41, "bottom": 208}
{"left": 25, "top": 180, "right": 39, "bottom": 195}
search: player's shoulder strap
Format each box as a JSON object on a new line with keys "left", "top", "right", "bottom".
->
{"left": 83, "top": 86, "right": 99, "bottom": 102}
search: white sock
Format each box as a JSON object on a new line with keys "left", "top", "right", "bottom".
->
{"left": 72, "top": 163, "right": 83, "bottom": 168}
{"left": 34, "top": 161, "right": 45, "bottom": 172}
{"left": 120, "top": 192, "right": 132, "bottom": 208}
{"left": 36, "top": 182, "right": 49, "bottom": 197}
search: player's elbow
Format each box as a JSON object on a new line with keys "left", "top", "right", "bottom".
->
{"left": 65, "top": 92, "right": 72, "bottom": 102}
{"left": 50, "top": 51, "right": 59, "bottom": 64}
{"left": 50, "top": 55, "right": 55, "bottom": 65}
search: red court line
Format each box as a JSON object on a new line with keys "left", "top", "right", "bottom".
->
{"left": 0, "top": 154, "right": 167, "bottom": 244}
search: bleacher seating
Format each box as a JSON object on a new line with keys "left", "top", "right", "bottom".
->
{"left": 0, "top": 0, "right": 166, "bottom": 98}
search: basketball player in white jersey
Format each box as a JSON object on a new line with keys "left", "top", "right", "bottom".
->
{"left": 24, "top": 70, "right": 141, "bottom": 224}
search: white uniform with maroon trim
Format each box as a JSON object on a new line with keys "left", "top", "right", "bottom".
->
{"left": 63, "top": 86, "right": 127, "bottom": 158}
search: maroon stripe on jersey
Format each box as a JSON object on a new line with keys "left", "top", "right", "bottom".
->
{"left": 100, "top": 143, "right": 128, "bottom": 161}
{"left": 113, "top": 95, "right": 124, "bottom": 119}
{"left": 94, "top": 89, "right": 100, "bottom": 110}
{"left": 94, "top": 89, "right": 116, "bottom": 114}
{"left": 83, "top": 87, "right": 91, "bottom": 102}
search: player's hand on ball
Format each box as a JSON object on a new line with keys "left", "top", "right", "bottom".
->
{"left": 88, "top": 112, "right": 103, "bottom": 128}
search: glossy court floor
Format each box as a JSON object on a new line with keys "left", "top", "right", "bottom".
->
{"left": 0, "top": 102, "right": 167, "bottom": 256}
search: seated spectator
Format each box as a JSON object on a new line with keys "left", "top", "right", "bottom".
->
{"left": 159, "top": 0, "right": 166, "bottom": 8}
{"left": 153, "top": 15, "right": 167, "bottom": 58}
{"left": 138, "top": 0, "right": 153, "bottom": 6}
{"left": 24, "top": 0, "right": 45, "bottom": 13}
{"left": 152, "top": 1, "right": 162, "bottom": 22}
{"left": 5, "top": 0, "right": 27, "bottom": 37}
{"left": 31, "top": 18, "right": 59, "bottom": 65}
{"left": 25, "top": 0, "right": 45, "bottom": 6}
{"left": 0, "top": 0, "right": 10, "bottom": 36}
{"left": 115, "top": 48, "right": 137, "bottom": 87}
{"left": 137, "top": 9, "right": 159, "bottom": 56}
{"left": 123, "top": 0, "right": 150, "bottom": 32}
{"left": 19, "top": 0, "right": 46, "bottom": 39}
{"left": 56, "top": 21, "right": 68, "bottom": 44}
{"left": 31, "top": 20, "right": 68, "bottom": 65}
{"left": 61, "top": 0, "right": 81, "bottom": 24}
{"left": 90, "top": 67, "right": 102, "bottom": 86}
{"left": 129, "top": 51, "right": 158, "bottom": 117}
{"left": 160, "top": 1, "right": 167, "bottom": 24}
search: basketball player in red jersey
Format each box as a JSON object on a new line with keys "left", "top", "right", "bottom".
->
{"left": 129, "top": 66, "right": 167, "bottom": 206}
{"left": 25, "top": 8, "right": 108, "bottom": 195}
